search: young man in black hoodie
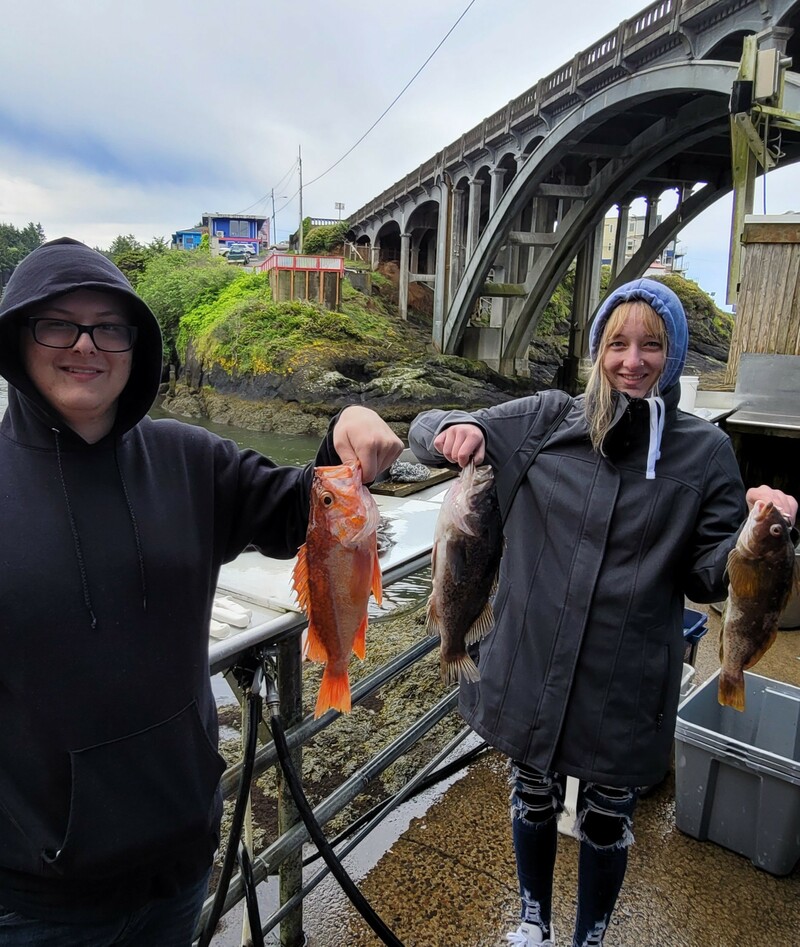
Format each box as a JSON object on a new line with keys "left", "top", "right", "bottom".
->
{"left": 0, "top": 238, "right": 403, "bottom": 945}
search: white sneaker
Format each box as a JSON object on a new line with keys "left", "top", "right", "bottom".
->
{"left": 506, "top": 921, "right": 554, "bottom": 946}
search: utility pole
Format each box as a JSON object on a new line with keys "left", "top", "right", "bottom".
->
{"left": 271, "top": 189, "right": 277, "bottom": 248}
{"left": 298, "top": 145, "right": 304, "bottom": 254}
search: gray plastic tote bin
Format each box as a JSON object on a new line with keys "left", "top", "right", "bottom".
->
{"left": 674, "top": 670, "right": 800, "bottom": 876}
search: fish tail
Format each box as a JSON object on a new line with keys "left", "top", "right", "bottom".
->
{"left": 441, "top": 652, "right": 480, "bottom": 686}
{"left": 718, "top": 668, "right": 746, "bottom": 712}
{"left": 353, "top": 614, "right": 368, "bottom": 661}
{"left": 314, "top": 665, "right": 351, "bottom": 718}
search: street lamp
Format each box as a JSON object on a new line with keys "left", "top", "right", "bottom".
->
{"left": 335, "top": 202, "right": 345, "bottom": 220}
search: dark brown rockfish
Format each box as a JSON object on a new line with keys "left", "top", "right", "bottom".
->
{"left": 719, "top": 500, "right": 799, "bottom": 711}
{"left": 426, "top": 462, "right": 503, "bottom": 684}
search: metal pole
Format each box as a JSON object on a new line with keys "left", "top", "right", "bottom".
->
{"left": 271, "top": 189, "right": 277, "bottom": 249}
{"left": 298, "top": 146, "right": 304, "bottom": 254}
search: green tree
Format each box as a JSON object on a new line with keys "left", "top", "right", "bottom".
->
{"left": 0, "top": 221, "right": 46, "bottom": 288}
{"left": 303, "top": 222, "right": 348, "bottom": 254}
{"left": 136, "top": 250, "right": 239, "bottom": 366}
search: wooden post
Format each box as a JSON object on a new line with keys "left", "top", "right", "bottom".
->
{"left": 725, "top": 216, "right": 800, "bottom": 385}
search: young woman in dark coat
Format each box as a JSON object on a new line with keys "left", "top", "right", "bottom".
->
{"left": 409, "top": 278, "right": 797, "bottom": 947}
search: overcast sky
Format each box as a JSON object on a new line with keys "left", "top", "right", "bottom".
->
{"left": 2, "top": 0, "right": 798, "bottom": 307}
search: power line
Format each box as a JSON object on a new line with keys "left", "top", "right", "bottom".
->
{"left": 304, "top": 0, "right": 480, "bottom": 188}
{"left": 242, "top": 0, "right": 479, "bottom": 227}
{"left": 236, "top": 159, "right": 299, "bottom": 214}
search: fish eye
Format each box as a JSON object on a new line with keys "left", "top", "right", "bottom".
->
{"left": 769, "top": 524, "right": 783, "bottom": 536}
{"left": 321, "top": 492, "right": 334, "bottom": 506}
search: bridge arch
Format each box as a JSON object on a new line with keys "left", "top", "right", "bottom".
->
{"left": 444, "top": 61, "right": 800, "bottom": 370}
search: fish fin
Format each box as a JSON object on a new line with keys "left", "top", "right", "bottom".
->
{"left": 464, "top": 600, "right": 495, "bottom": 646}
{"left": 370, "top": 547, "right": 383, "bottom": 606}
{"left": 353, "top": 614, "right": 368, "bottom": 661}
{"left": 291, "top": 543, "right": 311, "bottom": 615}
{"left": 303, "top": 620, "right": 328, "bottom": 664}
{"left": 314, "top": 666, "right": 351, "bottom": 718}
{"left": 718, "top": 669, "right": 746, "bottom": 712}
{"left": 441, "top": 652, "right": 480, "bottom": 686}
{"left": 725, "top": 551, "right": 763, "bottom": 600}
{"left": 425, "top": 594, "right": 442, "bottom": 636}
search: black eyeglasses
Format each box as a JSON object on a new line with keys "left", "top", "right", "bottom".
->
{"left": 27, "top": 318, "right": 138, "bottom": 352}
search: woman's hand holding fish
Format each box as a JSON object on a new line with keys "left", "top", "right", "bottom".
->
{"left": 433, "top": 423, "right": 486, "bottom": 467}
{"left": 745, "top": 485, "right": 798, "bottom": 526}
{"left": 333, "top": 406, "right": 404, "bottom": 484}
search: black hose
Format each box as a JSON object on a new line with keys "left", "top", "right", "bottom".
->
{"left": 198, "top": 688, "right": 262, "bottom": 947}
{"left": 302, "top": 739, "right": 488, "bottom": 867}
{"left": 237, "top": 843, "right": 265, "bottom": 947}
{"left": 269, "top": 711, "right": 405, "bottom": 947}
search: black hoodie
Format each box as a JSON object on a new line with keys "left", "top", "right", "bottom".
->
{"left": 0, "top": 239, "right": 336, "bottom": 920}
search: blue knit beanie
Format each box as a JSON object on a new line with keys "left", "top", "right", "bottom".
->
{"left": 590, "top": 278, "right": 688, "bottom": 391}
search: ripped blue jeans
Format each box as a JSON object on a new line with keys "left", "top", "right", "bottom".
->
{"left": 509, "top": 760, "right": 639, "bottom": 947}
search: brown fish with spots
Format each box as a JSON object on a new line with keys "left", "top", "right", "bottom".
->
{"left": 719, "top": 499, "right": 800, "bottom": 711}
{"left": 426, "top": 461, "right": 504, "bottom": 684}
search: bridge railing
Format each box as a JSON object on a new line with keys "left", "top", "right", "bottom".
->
{"left": 576, "top": 25, "right": 622, "bottom": 85}
{"left": 348, "top": 0, "right": 728, "bottom": 227}
{"left": 623, "top": 0, "right": 678, "bottom": 49}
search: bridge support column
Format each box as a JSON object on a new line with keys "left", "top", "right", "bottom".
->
{"left": 563, "top": 221, "right": 603, "bottom": 393}
{"left": 433, "top": 177, "right": 452, "bottom": 350}
{"left": 450, "top": 187, "right": 467, "bottom": 292}
{"left": 466, "top": 177, "right": 483, "bottom": 260}
{"left": 644, "top": 191, "right": 660, "bottom": 237}
{"left": 488, "top": 169, "right": 508, "bottom": 327}
{"left": 613, "top": 201, "right": 631, "bottom": 277}
{"left": 399, "top": 232, "right": 411, "bottom": 321}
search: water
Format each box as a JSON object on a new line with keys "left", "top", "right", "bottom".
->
{"left": 0, "top": 378, "right": 321, "bottom": 468}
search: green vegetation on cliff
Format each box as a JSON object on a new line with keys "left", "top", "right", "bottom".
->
{"left": 177, "top": 269, "right": 422, "bottom": 376}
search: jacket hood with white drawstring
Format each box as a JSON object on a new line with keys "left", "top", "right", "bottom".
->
{"left": 589, "top": 277, "right": 688, "bottom": 390}
{"left": 590, "top": 278, "right": 690, "bottom": 479}
{"left": 0, "top": 237, "right": 163, "bottom": 440}
{"left": 0, "top": 240, "right": 338, "bottom": 921}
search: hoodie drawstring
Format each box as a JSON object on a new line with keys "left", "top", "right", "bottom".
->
{"left": 53, "top": 429, "right": 98, "bottom": 630}
{"left": 645, "top": 396, "right": 665, "bottom": 480}
{"left": 52, "top": 430, "right": 148, "bottom": 628}
{"left": 114, "top": 443, "right": 148, "bottom": 611}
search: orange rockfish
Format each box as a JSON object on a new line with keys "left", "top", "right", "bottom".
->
{"left": 719, "top": 500, "right": 800, "bottom": 711}
{"left": 292, "top": 463, "right": 382, "bottom": 718}
{"left": 426, "top": 462, "right": 503, "bottom": 684}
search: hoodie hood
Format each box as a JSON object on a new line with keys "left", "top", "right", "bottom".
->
{"left": 0, "top": 237, "right": 163, "bottom": 438}
{"left": 589, "top": 277, "right": 688, "bottom": 392}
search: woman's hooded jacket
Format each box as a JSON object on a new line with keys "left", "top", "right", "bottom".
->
{"left": 409, "top": 278, "right": 746, "bottom": 788}
{"left": 0, "top": 239, "right": 338, "bottom": 920}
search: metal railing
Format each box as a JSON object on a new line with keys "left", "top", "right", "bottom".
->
{"left": 199, "top": 548, "right": 454, "bottom": 943}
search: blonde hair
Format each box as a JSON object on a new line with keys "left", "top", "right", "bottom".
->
{"left": 584, "top": 300, "right": 667, "bottom": 453}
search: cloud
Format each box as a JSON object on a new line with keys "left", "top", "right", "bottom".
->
{"left": 1, "top": 0, "right": 797, "bottom": 301}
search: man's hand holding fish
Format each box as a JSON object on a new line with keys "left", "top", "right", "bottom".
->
{"left": 333, "top": 405, "right": 404, "bottom": 483}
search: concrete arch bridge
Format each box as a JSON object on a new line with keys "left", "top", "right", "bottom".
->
{"left": 346, "top": 0, "right": 800, "bottom": 377}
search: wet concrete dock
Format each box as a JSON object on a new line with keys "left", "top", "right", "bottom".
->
{"left": 300, "top": 604, "right": 800, "bottom": 947}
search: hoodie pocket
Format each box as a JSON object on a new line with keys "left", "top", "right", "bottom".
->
{"left": 41, "top": 701, "right": 225, "bottom": 880}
